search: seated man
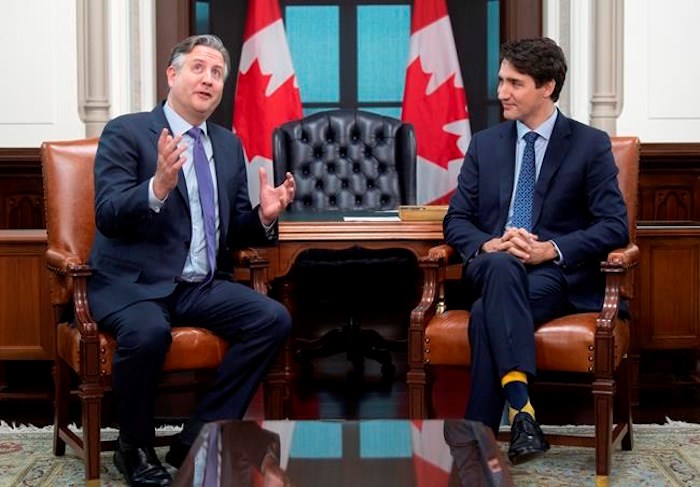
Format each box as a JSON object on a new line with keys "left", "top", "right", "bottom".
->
{"left": 444, "top": 37, "right": 628, "bottom": 464}
{"left": 88, "top": 34, "right": 295, "bottom": 486}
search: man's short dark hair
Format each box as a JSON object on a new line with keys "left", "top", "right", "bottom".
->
{"left": 168, "top": 34, "right": 231, "bottom": 80}
{"left": 500, "top": 37, "right": 567, "bottom": 102}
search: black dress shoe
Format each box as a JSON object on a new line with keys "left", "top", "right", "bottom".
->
{"left": 508, "top": 412, "right": 550, "bottom": 465}
{"left": 165, "top": 436, "right": 192, "bottom": 469}
{"left": 114, "top": 439, "right": 172, "bottom": 486}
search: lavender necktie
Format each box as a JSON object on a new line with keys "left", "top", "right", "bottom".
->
{"left": 511, "top": 131, "right": 538, "bottom": 231}
{"left": 188, "top": 127, "right": 217, "bottom": 280}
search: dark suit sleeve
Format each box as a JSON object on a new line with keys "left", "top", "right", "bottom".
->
{"left": 93, "top": 116, "right": 159, "bottom": 239}
{"left": 443, "top": 133, "right": 496, "bottom": 262}
{"left": 551, "top": 132, "right": 628, "bottom": 266}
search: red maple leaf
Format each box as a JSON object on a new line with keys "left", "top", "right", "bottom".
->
{"left": 402, "top": 58, "right": 467, "bottom": 170}
{"left": 233, "top": 59, "right": 302, "bottom": 161}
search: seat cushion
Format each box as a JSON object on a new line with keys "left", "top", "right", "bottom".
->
{"left": 57, "top": 323, "right": 229, "bottom": 376}
{"left": 424, "top": 310, "right": 629, "bottom": 373}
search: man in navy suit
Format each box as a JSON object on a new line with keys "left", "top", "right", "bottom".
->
{"left": 88, "top": 35, "right": 295, "bottom": 486}
{"left": 444, "top": 38, "right": 628, "bottom": 464}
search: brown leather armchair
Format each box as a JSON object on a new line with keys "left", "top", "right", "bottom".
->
{"left": 407, "top": 137, "right": 640, "bottom": 479}
{"left": 41, "top": 138, "right": 274, "bottom": 484}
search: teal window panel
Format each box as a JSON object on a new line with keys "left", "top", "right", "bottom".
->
{"left": 289, "top": 421, "right": 343, "bottom": 459}
{"left": 286, "top": 6, "right": 340, "bottom": 103}
{"left": 487, "top": 0, "right": 500, "bottom": 97}
{"left": 357, "top": 5, "right": 410, "bottom": 103}
{"left": 358, "top": 106, "right": 402, "bottom": 119}
{"left": 360, "top": 420, "right": 412, "bottom": 458}
{"left": 194, "top": 2, "right": 210, "bottom": 34}
{"left": 303, "top": 107, "right": 339, "bottom": 117}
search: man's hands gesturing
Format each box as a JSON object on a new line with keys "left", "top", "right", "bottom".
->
{"left": 152, "top": 128, "right": 186, "bottom": 201}
{"left": 258, "top": 167, "right": 296, "bottom": 225}
{"left": 480, "top": 227, "right": 558, "bottom": 265}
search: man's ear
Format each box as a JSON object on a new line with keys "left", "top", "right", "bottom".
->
{"left": 543, "top": 79, "right": 556, "bottom": 99}
{"left": 166, "top": 65, "right": 177, "bottom": 89}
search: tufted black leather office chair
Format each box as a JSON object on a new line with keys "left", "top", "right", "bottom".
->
{"left": 273, "top": 109, "right": 419, "bottom": 377}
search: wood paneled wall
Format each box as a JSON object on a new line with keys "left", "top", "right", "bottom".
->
{"left": 0, "top": 148, "right": 43, "bottom": 229}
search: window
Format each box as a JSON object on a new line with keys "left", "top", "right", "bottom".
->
{"left": 284, "top": 2, "right": 410, "bottom": 118}
{"left": 179, "top": 0, "right": 541, "bottom": 131}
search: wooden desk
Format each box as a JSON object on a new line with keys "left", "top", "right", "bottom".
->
{"left": 0, "top": 229, "right": 53, "bottom": 400}
{"left": 260, "top": 213, "right": 444, "bottom": 419}
{"left": 266, "top": 214, "right": 443, "bottom": 279}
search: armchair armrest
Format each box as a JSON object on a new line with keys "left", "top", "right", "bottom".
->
{"left": 44, "top": 247, "right": 97, "bottom": 335}
{"left": 232, "top": 247, "right": 270, "bottom": 296}
{"left": 411, "top": 244, "right": 455, "bottom": 331}
{"left": 602, "top": 243, "right": 640, "bottom": 271}
{"left": 597, "top": 242, "right": 639, "bottom": 330}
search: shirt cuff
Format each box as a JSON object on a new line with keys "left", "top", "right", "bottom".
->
{"left": 549, "top": 240, "right": 563, "bottom": 264}
{"left": 258, "top": 208, "right": 277, "bottom": 238}
{"left": 148, "top": 178, "right": 167, "bottom": 213}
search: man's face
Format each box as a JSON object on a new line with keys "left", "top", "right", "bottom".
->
{"left": 497, "top": 59, "right": 555, "bottom": 129}
{"left": 166, "top": 45, "right": 225, "bottom": 126}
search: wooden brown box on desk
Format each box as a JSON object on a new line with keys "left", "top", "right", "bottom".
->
{"left": 399, "top": 205, "right": 449, "bottom": 221}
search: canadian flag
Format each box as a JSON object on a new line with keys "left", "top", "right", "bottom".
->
{"left": 401, "top": 0, "right": 471, "bottom": 205}
{"left": 411, "top": 420, "right": 452, "bottom": 487}
{"left": 233, "top": 0, "right": 303, "bottom": 206}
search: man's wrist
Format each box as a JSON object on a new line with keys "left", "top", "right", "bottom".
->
{"left": 548, "top": 240, "right": 562, "bottom": 263}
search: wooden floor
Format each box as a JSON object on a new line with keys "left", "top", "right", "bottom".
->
{"left": 1, "top": 351, "right": 699, "bottom": 428}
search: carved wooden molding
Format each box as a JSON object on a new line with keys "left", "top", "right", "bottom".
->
{"left": 641, "top": 143, "right": 700, "bottom": 163}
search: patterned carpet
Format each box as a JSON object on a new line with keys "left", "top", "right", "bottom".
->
{"left": 1, "top": 421, "right": 699, "bottom": 486}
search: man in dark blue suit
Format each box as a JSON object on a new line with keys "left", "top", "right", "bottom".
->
{"left": 444, "top": 38, "right": 628, "bottom": 465}
{"left": 88, "top": 35, "right": 296, "bottom": 486}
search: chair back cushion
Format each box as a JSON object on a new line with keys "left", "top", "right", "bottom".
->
{"left": 610, "top": 137, "right": 640, "bottom": 242}
{"left": 41, "top": 138, "right": 99, "bottom": 305}
{"left": 273, "top": 109, "right": 416, "bottom": 211}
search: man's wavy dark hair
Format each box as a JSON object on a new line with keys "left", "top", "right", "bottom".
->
{"left": 500, "top": 37, "right": 567, "bottom": 102}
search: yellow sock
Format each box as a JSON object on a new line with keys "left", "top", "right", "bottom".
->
{"left": 508, "top": 399, "right": 536, "bottom": 423}
{"left": 501, "top": 370, "right": 528, "bottom": 387}
{"left": 501, "top": 371, "right": 535, "bottom": 423}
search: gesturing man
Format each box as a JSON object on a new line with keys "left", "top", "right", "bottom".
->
{"left": 88, "top": 35, "right": 295, "bottom": 486}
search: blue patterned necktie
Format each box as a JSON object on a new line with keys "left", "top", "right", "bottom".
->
{"left": 511, "top": 131, "right": 538, "bottom": 231}
{"left": 188, "top": 127, "right": 217, "bottom": 280}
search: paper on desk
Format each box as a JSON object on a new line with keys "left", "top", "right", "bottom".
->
{"left": 343, "top": 215, "right": 401, "bottom": 222}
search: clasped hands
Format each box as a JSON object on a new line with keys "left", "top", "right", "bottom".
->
{"left": 152, "top": 129, "right": 295, "bottom": 225}
{"left": 481, "top": 227, "right": 557, "bottom": 265}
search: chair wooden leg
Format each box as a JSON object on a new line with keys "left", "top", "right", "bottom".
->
{"left": 593, "top": 377, "right": 614, "bottom": 478}
{"left": 52, "top": 358, "right": 70, "bottom": 456}
{"left": 264, "top": 342, "right": 290, "bottom": 419}
{"left": 616, "top": 358, "right": 633, "bottom": 451}
{"left": 407, "top": 366, "right": 428, "bottom": 419}
{"left": 80, "top": 385, "right": 103, "bottom": 483}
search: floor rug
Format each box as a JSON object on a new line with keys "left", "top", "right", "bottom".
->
{"left": 1, "top": 420, "right": 699, "bottom": 486}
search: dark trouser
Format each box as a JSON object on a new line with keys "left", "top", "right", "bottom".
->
{"left": 463, "top": 253, "right": 570, "bottom": 433}
{"left": 100, "top": 279, "right": 291, "bottom": 446}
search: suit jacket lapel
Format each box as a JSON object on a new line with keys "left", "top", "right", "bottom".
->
{"left": 209, "top": 129, "right": 231, "bottom": 246}
{"left": 498, "top": 123, "right": 518, "bottom": 231}
{"left": 531, "top": 113, "right": 572, "bottom": 229}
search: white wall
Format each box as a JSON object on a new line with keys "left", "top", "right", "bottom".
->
{"left": 0, "top": 0, "right": 84, "bottom": 147}
{"left": 617, "top": 0, "right": 700, "bottom": 142}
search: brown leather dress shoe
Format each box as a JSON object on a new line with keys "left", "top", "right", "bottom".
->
{"left": 508, "top": 412, "right": 550, "bottom": 465}
{"left": 114, "top": 439, "right": 172, "bottom": 486}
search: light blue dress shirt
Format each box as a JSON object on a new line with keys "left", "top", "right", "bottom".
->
{"left": 149, "top": 103, "right": 220, "bottom": 281}
{"left": 505, "top": 109, "right": 563, "bottom": 263}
